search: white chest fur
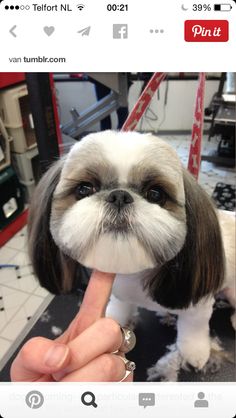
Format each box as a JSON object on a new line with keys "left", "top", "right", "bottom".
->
{"left": 112, "top": 270, "right": 168, "bottom": 314}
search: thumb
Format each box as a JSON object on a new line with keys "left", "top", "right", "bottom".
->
{"left": 10, "top": 337, "right": 70, "bottom": 382}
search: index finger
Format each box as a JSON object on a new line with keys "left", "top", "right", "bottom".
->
{"left": 57, "top": 270, "right": 115, "bottom": 342}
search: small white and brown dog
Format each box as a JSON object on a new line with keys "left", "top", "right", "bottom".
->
{"left": 28, "top": 130, "right": 235, "bottom": 378}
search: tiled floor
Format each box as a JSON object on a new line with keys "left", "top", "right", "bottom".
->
{"left": 0, "top": 226, "right": 49, "bottom": 361}
{"left": 0, "top": 134, "right": 235, "bottom": 366}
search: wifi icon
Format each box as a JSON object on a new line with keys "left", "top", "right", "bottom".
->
{"left": 77, "top": 4, "right": 85, "bottom": 10}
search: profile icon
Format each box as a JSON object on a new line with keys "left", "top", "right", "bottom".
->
{"left": 194, "top": 392, "right": 209, "bottom": 408}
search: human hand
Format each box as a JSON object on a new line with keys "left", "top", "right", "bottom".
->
{"left": 10, "top": 271, "right": 134, "bottom": 382}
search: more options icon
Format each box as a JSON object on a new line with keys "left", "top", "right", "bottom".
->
{"left": 139, "top": 393, "right": 155, "bottom": 408}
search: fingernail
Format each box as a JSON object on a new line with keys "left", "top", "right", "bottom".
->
{"left": 44, "top": 344, "right": 69, "bottom": 368}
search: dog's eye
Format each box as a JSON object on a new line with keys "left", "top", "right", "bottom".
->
{"left": 75, "top": 182, "right": 97, "bottom": 199}
{"left": 146, "top": 186, "right": 167, "bottom": 206}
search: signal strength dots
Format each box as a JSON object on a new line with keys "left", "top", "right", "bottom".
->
{"left": 77, "top": 4, "right": 85, "bottom": 10}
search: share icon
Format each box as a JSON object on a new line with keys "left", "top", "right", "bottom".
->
{"left": 77, "top": 26, "right": 91, "bottom": 36}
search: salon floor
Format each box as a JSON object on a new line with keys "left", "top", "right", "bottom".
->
{"left": 0, "top": 134, "right": 235, "bottom": 366}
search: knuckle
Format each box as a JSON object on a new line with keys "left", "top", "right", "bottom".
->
{"left": 20, "top": 337, "right": 46, "bottom": 362}
{"left": 20, "top": 337, "right": 43, "bottom": 361}
{"left": 100, "top": 354, "right": 121, "bottom": 380}
{"left": 99, "top": 317, "right": 121, "bottom": 340}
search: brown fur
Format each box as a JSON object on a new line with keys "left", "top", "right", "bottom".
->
{"left": 28, "top": 160, "right": 79, "bottom": 294}
{"left": 145, "top": 169, "right": 225, "bottom": 309}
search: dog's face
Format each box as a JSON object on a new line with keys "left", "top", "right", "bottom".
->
{"left": 50, "top": 131, "right": 186, "bottom": 274}
{"left": 28, "top": 130, "right": 224, "bottom": 309}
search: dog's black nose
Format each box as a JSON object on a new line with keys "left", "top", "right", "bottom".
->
{"left": 106, "top": 190, "right": 134, "bottom": 210}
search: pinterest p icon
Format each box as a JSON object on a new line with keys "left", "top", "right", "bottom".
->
{"left": 25, "top": 391, "right": 44, "bottom": 409}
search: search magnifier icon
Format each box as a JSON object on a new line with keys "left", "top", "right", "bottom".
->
{"left": 81, "top": 391, "right": 98, "bottom": 408}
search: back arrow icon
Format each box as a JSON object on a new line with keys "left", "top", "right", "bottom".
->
{"left": 10, "top": 25, "right": 17, "bottom": 37}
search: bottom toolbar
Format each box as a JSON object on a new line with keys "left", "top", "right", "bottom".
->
{"left": 0, "top": 383, "right": 235, "bottom": 417}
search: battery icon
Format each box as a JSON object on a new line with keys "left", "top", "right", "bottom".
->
{"left": 214, "top": 3, "right": 232, "bottom": 10}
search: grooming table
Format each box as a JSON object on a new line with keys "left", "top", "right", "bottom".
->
{"left": 0, "top": 289, "right": 235, "bottom": 382}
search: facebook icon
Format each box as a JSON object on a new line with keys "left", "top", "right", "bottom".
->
{"left": 113, "top": 24, "right": 128, "bottom": 39}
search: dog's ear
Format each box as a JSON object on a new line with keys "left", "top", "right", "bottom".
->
{"left": 28, "top": 160, "right": 79, "bottom": 294}
{"left": 146, "top": 169, "right": 225, "bottom": 309}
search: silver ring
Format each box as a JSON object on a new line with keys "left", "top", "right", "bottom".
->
{"left": 116, "top": 355, "right": 136, "bottom": 373}
{"left": 119, "top": 326, "right": 136, "bottom": 353}
{"left": 123, "top": 358, "right": 136, "bottom": 372}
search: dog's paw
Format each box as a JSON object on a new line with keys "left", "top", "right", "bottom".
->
{"left": 231, "top": 312, "right": 236, "bottom": 330}
{"left": 146, "top": 364, "right": 163, "bottom": 381}
{"left": 202, "top": 337, "right": 234, "bottom": 374}
{"left": 202, "top": 353, "right": 222, "bottom": 374}
{"left": 147, "top": 362, "right": 179, "bottom": 382}
{"left": 147, "top": 344, "right": 181, "bottom": 382}
{"left": 177, "top": 339, "right": 211, "bottom": 370}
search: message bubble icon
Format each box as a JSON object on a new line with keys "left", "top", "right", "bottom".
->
{"left": 139, "top": 393, "right": 155, "bottom": 408}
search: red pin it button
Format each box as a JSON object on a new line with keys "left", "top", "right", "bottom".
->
{"left": 185, "top": 20, "right": 229, "bottom": 42}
